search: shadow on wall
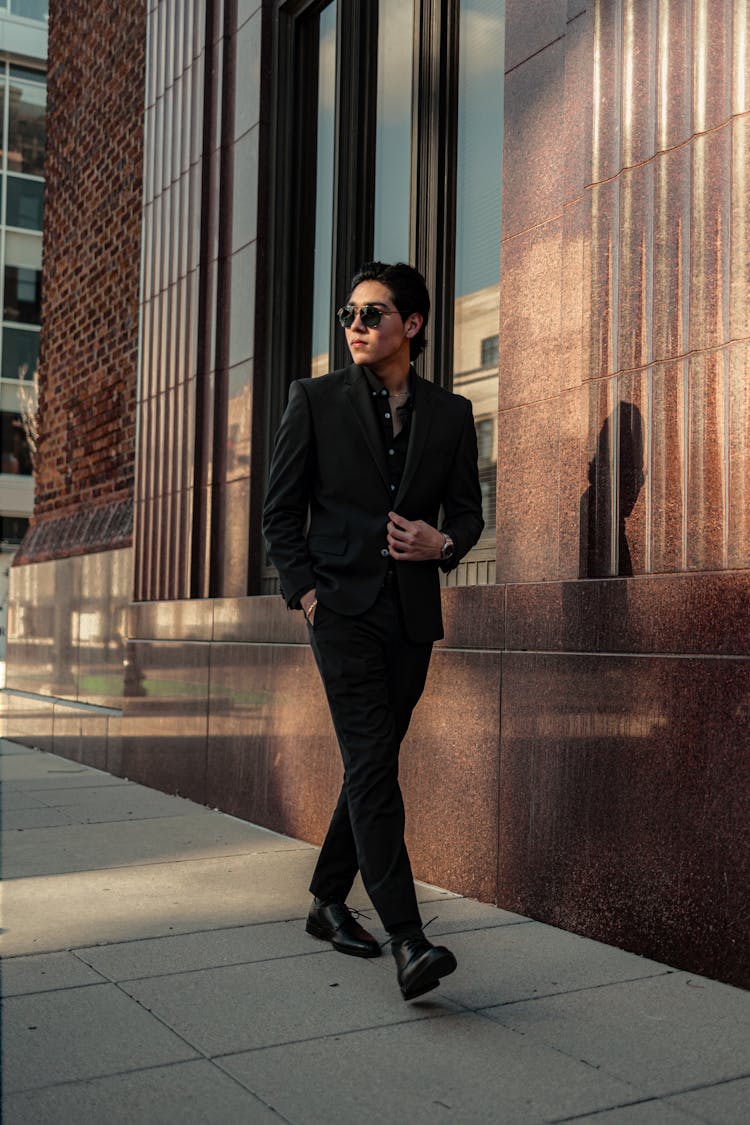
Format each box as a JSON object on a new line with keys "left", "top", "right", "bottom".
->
{"left": 580, "top": 402, "right": 645, "bottom": 579}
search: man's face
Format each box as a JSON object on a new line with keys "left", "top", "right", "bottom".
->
{"left": 343, "top": 281, "right": 417, "bottom": 373}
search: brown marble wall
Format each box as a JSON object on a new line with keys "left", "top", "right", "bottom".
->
{"left": 493, "top": 0, "right": 750, "bottom": 989}
{"left": 498, "top": 0, "right": 750, "bottom": 583}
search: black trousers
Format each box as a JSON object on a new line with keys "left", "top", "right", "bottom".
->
{"left": 307, "top": 577, "right": 433, "bottom": 932}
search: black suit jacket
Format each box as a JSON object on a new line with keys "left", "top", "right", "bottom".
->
{"left": 262, "top": 364, "right": 484, "bottom": 642}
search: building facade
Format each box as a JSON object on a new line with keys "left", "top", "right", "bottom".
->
{"left": 0, "top": 0, "right": 46, "bottom": 676}
{"left": 3, "top": 0, "right": 749, "bottom": 989}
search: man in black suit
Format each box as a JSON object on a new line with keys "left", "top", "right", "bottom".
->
{"left": 263, "top": 262, "right": 483, "bottom": 1000}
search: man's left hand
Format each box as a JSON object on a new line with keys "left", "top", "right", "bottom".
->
{"left": 387, "top": 511, "right": 444, "bottom": 561}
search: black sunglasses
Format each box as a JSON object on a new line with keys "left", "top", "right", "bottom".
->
{"left": 336, "top": 304, "right": 400, "bottom": 329}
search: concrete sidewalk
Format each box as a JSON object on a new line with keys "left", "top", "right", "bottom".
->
{"left": 1, "top": 738, "right": 748, "bottom": 1124}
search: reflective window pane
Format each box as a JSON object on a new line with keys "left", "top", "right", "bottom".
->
{"left": 0, "top": 411, "right": 32, "bottom": 475}
{"left": 373, "top": 0, "right": 414, "bottom": 263}
{"left": 7, "top": 82, "right": 46, "bottom": 176}
{"left": 453, "top": 0, "right": 504, "bottom": 536}
{"left": 9, "top": 65, "right": 46, "bottom": 84}
{"left": 2, "top": 326, "right": 39, "bottom": 379}
{"left": 6, "top": 176, "right": 44, "bottom": 230}
{"left": 4, "top": 266, "right": 42, "bottom": 324}
{"left": 310, "top": 1, "right": 337, "bottom": 378}
{"left": 0, "top": 514, "right": 29, "bottom": 543}
{"left": 10, "top": 1, "right": 49, "bottom": 22}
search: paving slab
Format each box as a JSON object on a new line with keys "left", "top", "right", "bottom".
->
{"left": 1, "top": 805, "right": 77, "bottom": 829}
{"left": 7, "top": 783, "right": 214, "bottom": 824}
{"left": 76, "top": 919, "right": 331, "bottom": 981}
{"left": 561, "top": 1100, "right": 702, "bottom": 1123}
{"left": 119, "top": 948, "right": 463, "bottom": 1055}
{"left": 433, "top": 921, "right": 668, "bottom": 1010}
{"left": 0, "top": 790, "right": 50, "bottom": 811}
{"left": 667, "top": 1075, "right": 750, "bottom": 1123}
{"left": 0, "top": 740, "right": 36, "bottom": 756}
{"left": 1, "top": 983, "right": 199, "bottom": 1093}
{"left": 1, "top": 810, "right": 307, "bottom": 878}
{"left": 0, "top": 753, "right": 128, "bottom": 787}
{"left": 414, "top": 895, "right": 530, "bottom": 936}
{"left": 483, "top": 970, "right": 750, "bottom": 1098}
{"left": 219, "top": 1010, "right": 640, "bottom": 1125}
{"left": 0, "top": 950, "right": 107, "bottom": 997}
{"left": 1, "top": 1059, "right": 282, "bottom": 1125}
{"left": 0, "top": 848, "right": 318, "bottom": 955}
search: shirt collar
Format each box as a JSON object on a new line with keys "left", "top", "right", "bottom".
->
{"left": 362, "top": 365, "right": 415, "bottom": 399}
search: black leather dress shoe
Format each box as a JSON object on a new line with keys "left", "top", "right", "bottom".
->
{"left": 305, "top": 898, "right": 381, "bottom": 958}
{"left": 392, "top": 933, "right": 457, "bottom": 1000}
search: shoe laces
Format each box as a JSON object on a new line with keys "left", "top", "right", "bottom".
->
{"left": 382, "top": 914, "right": 439, "bottom": 950}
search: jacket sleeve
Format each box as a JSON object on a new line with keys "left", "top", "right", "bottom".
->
{"left": 439, "top": 398, "right": 485, "bottom": 572}
{"left": 262, "top": 380, "right": 317, "bottom": 606}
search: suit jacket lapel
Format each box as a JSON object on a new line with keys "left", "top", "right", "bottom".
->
{"left": 343, "top": 366, "right": 390, "bottom": 487}
{"left": 395, "top": 376, "right": 435, "bottom": 507}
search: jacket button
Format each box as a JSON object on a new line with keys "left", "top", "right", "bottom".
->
{"left": 380, "top": 548, "right": 389, "bottom": 557}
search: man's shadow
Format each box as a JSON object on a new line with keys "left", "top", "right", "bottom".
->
{"left": 580, "top": 402, "right": 645, "bottom": 579}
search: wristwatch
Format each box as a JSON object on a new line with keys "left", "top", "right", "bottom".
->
{"left": 440, "top": 534, "right": 454, "bottom": 560}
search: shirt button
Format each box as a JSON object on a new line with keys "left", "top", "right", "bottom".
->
{"left": 388, "top": 448, "right": 395, "bottom": 455}
{"left": 390, "top": 484, "right": 396, "bottom": 491}
{"left": 384, "top": 412, "right": 391, "bottom": 419}
{"left": 381, "top": 548, "right": 389, "bottom": 557}
{"left": 381, "top": 388, "right": 388, "bottom": 396}
{"left": 372, "top": 390, "right": 377, "bottom": 396}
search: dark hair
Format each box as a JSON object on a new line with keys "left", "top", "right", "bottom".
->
{"left": 348, "top": 261, "right": 430, "bottom": 360}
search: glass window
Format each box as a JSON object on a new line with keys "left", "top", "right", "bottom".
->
{"left": 453, "top": 0, "right": 504, "bottom": 538}
{"left": 480, "top": 333, "right": 498, "bottom": 368}
{"left": 9, "top": 65, "right": 46, "bottom": 84}
{"left": 10, "top": 0, "right": 49, "bottom": 22}
{"left": 0, "top": 410, "right": 32, "bottom": 475}
{"left": 2, "top": 326, "right": 39, "bottom": 379}
{"left": 0, "top": 514, "right": 29, "bottom": 543}
{"left": 6, "top": 176, "right": 44, "bottom": 230}
{"left": 7, "top": 82, "right": 46, "bottom": 176}
{"left": 373, "top": 0, "right": 414, "bottom": 263}
{"left": 3, "top": 265, "right": 42, "bottom": 324}
{"left": 309, "top": 1, "right": 337, "bottom": 378}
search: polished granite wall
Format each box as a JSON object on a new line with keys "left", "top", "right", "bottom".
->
{"left": 492, "top": 0, "right": 750, "bottom": 988}
{"left": 2, "top": 550, "right": 132, "bottom": 768}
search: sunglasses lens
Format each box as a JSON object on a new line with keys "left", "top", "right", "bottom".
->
{"left": 337, "top": 306, "right": 354, "bottom": 328}
{"left": 360, "top": 305, "right": 382, "bottom": 328}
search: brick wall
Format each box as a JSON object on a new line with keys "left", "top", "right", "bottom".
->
{"left": 17, "top": 0, "right": 146, "bottom": 563}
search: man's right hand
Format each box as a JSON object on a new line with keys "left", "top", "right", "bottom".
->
{"left": 300, "top": 588, "right": 317, "bottom": 625}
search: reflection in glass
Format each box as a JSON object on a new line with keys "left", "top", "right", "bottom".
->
{"left": 6, "top": 175, "right": 44, "bottom": 230}
{"left": 3, "top": 265, "right": 42, "bottom": 323}
{"left": 1, "top": 325, "right": 39, "bottom": 379}
{"left": 10, "top": 0, "right": 49, "bottom": 20}
{"left": 453, "top": 0, "right": 504, "bottom": 537}
{"left": 373, "top": 0, "right": 414, "bottom": 263}
{"left": 9, "top": 65, "right": 46, "bottom": 84}
{"left": 310, "top": 2, "right": 337, "bottom": 378}
{"left": 0, "top": 410, "right": 32, "bottom": 475}
{"left": 0, "top": 514, "right": 29, "bottom": 543}
{"left": 7, "top": 82, "right": 46, "bottom": 176}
